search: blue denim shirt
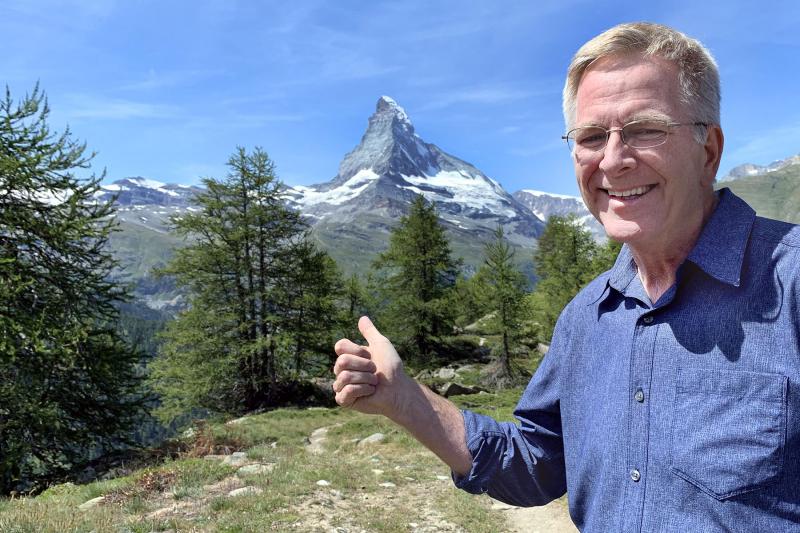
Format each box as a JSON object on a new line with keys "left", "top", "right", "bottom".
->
{"left": 455, "top": 189, "right": 800, "bottom": 532}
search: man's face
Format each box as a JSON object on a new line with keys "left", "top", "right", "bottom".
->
{"left": 572, "top": 53, "right": 720, "bottom": 250}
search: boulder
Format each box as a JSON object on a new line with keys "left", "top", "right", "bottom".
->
{"left": 439, "top": 382, "right": 484, "bottom": 398}
{"left": 357, "top": 433, "right": 386, "bottom": 446}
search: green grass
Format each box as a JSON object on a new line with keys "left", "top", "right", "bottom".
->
{"left": 0, "top": 399, "right": 525, "bottom": 532}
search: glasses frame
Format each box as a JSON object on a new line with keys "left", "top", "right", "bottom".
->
{"left": 562, "top": 120, "right": 708, "bottom": 153}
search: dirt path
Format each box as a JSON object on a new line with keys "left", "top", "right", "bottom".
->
{"left": 491, "top": 498, "right": 578, "bottom": 533}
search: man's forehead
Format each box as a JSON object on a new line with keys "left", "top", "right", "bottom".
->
{"left": 574, "top": 53, "right": 683, "bottom": 124}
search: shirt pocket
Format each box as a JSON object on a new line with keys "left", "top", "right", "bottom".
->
{"left": 671, "top": 367, "right": 787, "bottom": 500}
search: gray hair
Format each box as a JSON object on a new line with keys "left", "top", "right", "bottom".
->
{"left": 563, "top": 22, "right": 720, "bottom": 143}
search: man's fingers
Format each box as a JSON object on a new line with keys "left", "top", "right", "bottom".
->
{"left": 333, "top": 370, "right": 378, "bottom": 392}
{"left": 358, "top": 316, "right": 386, "bottom": 345}
{"left": 333, "top": 354, "right": 377, "bottom": 376}
{"left": 335, "top": 384, "right": 376, "bottom": 407}
{"left": 334, "top": 338, "right": 371, "bottom": 358}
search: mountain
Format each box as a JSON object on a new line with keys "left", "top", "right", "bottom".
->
{"left": 512, "top": 189, "right": 604, "bottom": 239}
{"left": 719, "top": 155, "right": 800, "bottom": 224}
{"left": 719, "top": 154, "right": 800, "bottom": 182}
{"left": 284, "top": 96, "right": 545, "bottom": 274}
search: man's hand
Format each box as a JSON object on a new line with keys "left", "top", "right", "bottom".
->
{"left": 332, "top": 316, "right": 411, "bottom": 417}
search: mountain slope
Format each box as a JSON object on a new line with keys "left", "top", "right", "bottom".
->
{"left": 285, "top": 96, "right": 545, "bottom": 274}
{"left": 720, "top": 157, "right": 800, "bottom": 224}
{"left": 512, "top": 189, "right": 604, "bottom": 240}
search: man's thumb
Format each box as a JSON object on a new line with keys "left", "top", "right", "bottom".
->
{"left": 358, "top": 316, "right": 384, "bottom": 344}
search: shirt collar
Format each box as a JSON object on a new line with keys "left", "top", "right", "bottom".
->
{"left": 594, "top": 187, "right": 755, "bottom": 302}
{"left": 686, "top": 187, "right": 755, "bottom": 287}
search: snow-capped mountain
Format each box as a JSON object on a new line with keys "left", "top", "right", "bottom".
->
{"left": 719, "top": 154, "right": 800, "bottom": 182}
{"left": 285, "top": 96, "right": 544, "bottom": 250}
{"left": 512, "top": 189, "right": 604, "bottom": 239}
{"left": 94, "top": 177, "right": 204, "bottom": 233}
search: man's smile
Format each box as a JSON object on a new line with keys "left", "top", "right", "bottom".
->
{"left": 603, "top": 184, "right": 656, "bottom": 200}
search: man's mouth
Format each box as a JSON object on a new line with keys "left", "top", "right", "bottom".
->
{"left": 604, "top": 185, "right": 655, "bottom": 199}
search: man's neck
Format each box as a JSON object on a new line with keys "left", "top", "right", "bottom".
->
{"left": 629, "top": 193, "right": 719, "bottom": 304}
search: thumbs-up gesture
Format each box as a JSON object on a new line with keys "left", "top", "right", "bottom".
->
{"left": 332, "top": 316, "right": 410, "bottom": 417}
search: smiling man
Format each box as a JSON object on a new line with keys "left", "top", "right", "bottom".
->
{"left": 332, "top": 22, "right": 800, "bottom": 531}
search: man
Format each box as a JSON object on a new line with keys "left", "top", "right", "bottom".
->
{"left": 332, "top": 22, "right": 800, "bottom": 531}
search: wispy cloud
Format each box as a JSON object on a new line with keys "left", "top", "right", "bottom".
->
{"left": 724, "top": 121, "right": 800, "bottom": 168}
{"left": 420, "top": 86, "right": 536, "bottom": 111}
{"left": 119, "top": 69, "right": 225, "bottom": 92}
{"left": 63, "top": 94, "right": 179, "bottom": 120}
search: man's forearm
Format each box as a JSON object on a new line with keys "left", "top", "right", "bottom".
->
{"left": 389, "top": 377, "right": 473, "bottom": 476}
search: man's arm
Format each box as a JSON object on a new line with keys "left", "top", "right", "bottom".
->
{"left": 332, "top": 316, "right": 472, "bottom": 475}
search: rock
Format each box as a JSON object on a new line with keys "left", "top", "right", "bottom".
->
{"left": 146, "top": 506, "right": 175, "bottom": 520}
{"left": 316, "top": 479, "right": 331, "bottom": 486}
{"left": 228, "top": 486, "right": 263, "bottom": 497}
{"left": 434, "top": 367, "right": 456, "bottom": 380}
{"left": 378, "top": 482, "right": 396, "bottom": 488}
{"left": 236, "top": 463, "right": 275, "bottom": 476}
{"left": 203, "top": 454, "right": 228, "bottom": 461}
{"left": 436, "top": 475, "right": 450, "bottom": 481}
{"left": 223, "top": 452, "right": 249, "bottom": 466}
{"left": 357, "top": 433, "right": 386, "bottom": 446}
{"left": 225, "top": 415, "right": 249, "bottom": 426}
{"left": 78, "top": 496, "right": 105, "bottom": 510}
{"left": 414, "top": 369, "right": 433, "bottom": 380}
{"left": 371, "top": 469, "right": 384, "bottom": 476}
{"left": 438, "top": 382, "right": 483, "bottom": 398}
{"left": 479, "top": 337, "right": 486, "bottom": 346}
{"left": 537, "top": 342, "right": 550, "bottom": 355}
{"left": 307, "top": 426, "right": 329, "bottom": 455}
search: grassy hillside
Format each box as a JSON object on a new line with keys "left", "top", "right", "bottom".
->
{"left": 0, "top": 394, "right": 528, "bottom": 532}
{"left": 720, "top": 163, "right": 800, "bottom": 224}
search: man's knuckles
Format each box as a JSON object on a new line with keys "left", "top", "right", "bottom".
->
{"left": 335, "top": 383, "right": 376, "bottom": 407}
{"left": 334, "top": 354, "right": 376, "bottom": 375}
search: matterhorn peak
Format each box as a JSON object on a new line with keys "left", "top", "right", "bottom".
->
{"left": 376, "top": 95, "right": 410, "bottom": 124}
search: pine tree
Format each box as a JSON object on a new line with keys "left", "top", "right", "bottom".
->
{"left": 0, "top": 86, "right": 146, "bottom": 494}
{"left": 479, "top": 226, "right": 529, "bottom": 384}
{"left": 529, "top": 215, "right": 619, "bottom": 340}
{"left": 372, "top": 195, "right": 461, "bottom": 360}
{"left": 148, "top": 147, "right": 342, "bottom": 420}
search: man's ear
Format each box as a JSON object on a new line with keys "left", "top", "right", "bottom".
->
{"left": 703, "top": 125, "right": 724, "bottom": 184}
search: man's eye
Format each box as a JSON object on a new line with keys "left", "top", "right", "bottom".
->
{"left": 626, "top": 123, "right": 667, "bottom": 140}
{"left": 577, "top": 131, "right": 606, "bottom": 146}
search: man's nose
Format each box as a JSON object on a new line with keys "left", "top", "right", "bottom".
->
{"left": 598, "top": 129, "right": 635, "bottom": 175}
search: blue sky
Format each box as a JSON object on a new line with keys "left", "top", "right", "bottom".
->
{"left": 2, "top": 0, "right": 798, "bottom": 196}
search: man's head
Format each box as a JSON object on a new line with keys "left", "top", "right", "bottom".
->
{"left": 565, "top": 22, "right": 725, "bottom": 250}
{"left": 563, "top": 22, "right": 720, "bottom": 140}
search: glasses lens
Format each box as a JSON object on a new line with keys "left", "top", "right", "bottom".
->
{"left": 571, "top": 127, "right": 607, "bottom": 152}
{"left": 622, "top": 120, "right": 670, "bottom": 148}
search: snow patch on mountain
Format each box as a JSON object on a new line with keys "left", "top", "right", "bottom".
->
{"left": 293, "top": 168, "right": 379, "bottom": 207}
{"left": 401, "top": 170, "right": 517, "bottom": 217}
{"left": 518, "top": 189, "right": 581, "bottom": 201}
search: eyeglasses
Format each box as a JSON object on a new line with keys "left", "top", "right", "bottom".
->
{"left": 562, "top": 119, "right": 707, "bottom": 153}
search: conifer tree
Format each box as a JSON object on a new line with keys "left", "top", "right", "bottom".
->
{"left": 530, "top": 215, "right": 619, "bottom": 340}
{"left": 479, "top": 226, "right": 528, "bottom": 383}
{"left": 372, "top": 194, "right": 461, "bottom": 360}
{"left": 149, "top": 147, "right": 342, "bottom": 420}
{"left": 0, "top": 86, "right": 146, "bottom": 493}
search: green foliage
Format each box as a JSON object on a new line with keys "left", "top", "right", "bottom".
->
{"left": 477, "top": 226, "right": 530, "bottom": 385}
{"left": 529, "top": 215, "right": 620, "bottom": 340}
{"left": 148, "top": 147, "right": 344, "bottom": 422}
{"left": 0, "top": 85, "right": 147, "bottom": 494}
{"left": 372, "top": 195, "right": 462, "bottom": 361}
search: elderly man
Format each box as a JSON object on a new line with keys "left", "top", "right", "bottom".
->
{"left": 332, "top": 22, "right": 800, "bottom": 531}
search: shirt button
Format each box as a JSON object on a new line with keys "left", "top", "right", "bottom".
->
{"left": 630, "top": 469, "right": 641, "bottom": 482}
{"left": 634, "top": 389, "right": 645, "bottom": 403}
{"left": 642, "top": 316, "right": 654, "bottom": 324}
